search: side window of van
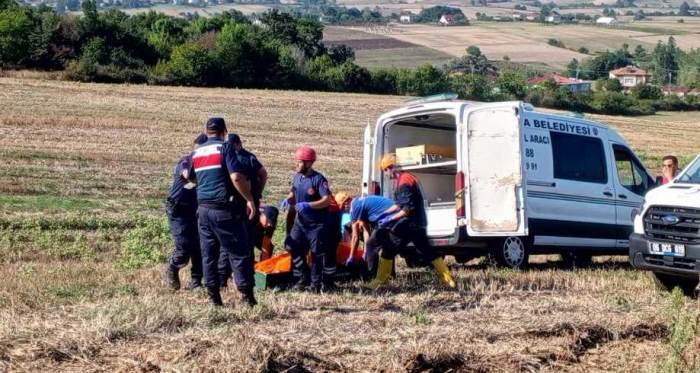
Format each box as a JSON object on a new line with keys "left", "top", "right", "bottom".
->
{"left": 551, "top": 131, "right": 607, "bottom": 184}
{"left": 613, "top": 144, "right": 650, "bottom": 195}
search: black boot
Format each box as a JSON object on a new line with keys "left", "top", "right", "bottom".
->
{"left": 292, "top": 275, "right": 309, "bottom": 291}
{"left": 185, "top": 279, "right": 202, "bottom": 290}
{"left": 241, "top": 289, "right": 257, "bottom": 307}
{"left": 321, "top": 281, "right": 337, "bottom": 293}
{"left": 206, "top": 287, "right": 223, "bottom": 306}
{"left": 165, "top": 267, "right": 180, "bottom": 290}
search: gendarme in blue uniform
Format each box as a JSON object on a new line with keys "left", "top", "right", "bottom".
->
{"left": 167, "top": 154, "right": 197, "bottom": 207}
{"left": 189, "top": 135, "right": 254, "bottom": 297}
{"left": 237, "top": 148, "right": 264, "bottom": 205}
{"left": 165, "top": 153, "right": 202, "bottom": 286}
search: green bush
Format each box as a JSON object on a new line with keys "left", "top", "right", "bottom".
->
{"left": 118, "top": 217, "right": 171, "bottom": 270}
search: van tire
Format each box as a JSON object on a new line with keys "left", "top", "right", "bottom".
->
{"left": 561, "top": 252, "right": 593, "bottom": 269}
{"left": 652, "top": 272, "right": 699, "bottom": 297}
{"left": 492, "top": 236, "right": 530, "bottom": 270}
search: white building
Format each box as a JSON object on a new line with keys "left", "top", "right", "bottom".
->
{"left": 596, "top": 16, "right": 617, "bottom": 25}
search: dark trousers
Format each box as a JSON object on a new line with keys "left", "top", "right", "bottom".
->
{"left": 167, "top": 206, "right": 202, "bottom": 282}
{"left": 198, "top": 206, "right": 254, "bottom": 291}
{"left": 374, "top": 219, "right": 436, "bottom": 262}
{"left": 285, "top": 221, "right": 332, "bottom": 286}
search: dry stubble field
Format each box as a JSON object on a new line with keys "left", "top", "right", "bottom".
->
{"left": 0, "top": 77, "right": 699, "bottom": 372}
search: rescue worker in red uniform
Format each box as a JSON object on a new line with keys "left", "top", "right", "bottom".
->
{"left": 366, "top": 153, "right": 456, "bottom": 289}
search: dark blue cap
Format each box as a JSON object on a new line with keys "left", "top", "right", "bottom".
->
{"left": 228, "top": 133, "right": 241, "bottom": 144}
{"left": 194, "top": 133, "right": 208, "bottom": 145}
{"left": 206, "top": 117, "right": 226, "bottom": 132}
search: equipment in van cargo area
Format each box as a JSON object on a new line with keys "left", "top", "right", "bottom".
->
{"left": 396, "top": 144, "right": 456, "bottom": 166}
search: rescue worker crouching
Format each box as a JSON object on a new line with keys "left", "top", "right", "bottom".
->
{"left": 366, "top": 153, "right": 457, "bottom": 290}
{"left": 165, "top": 133, "right": 208, "bottom": 291}
{"left": 282, "top": 146, "right": 335, "bottom": 293}
{"left": 188, "top": 117, "right": 257, "bottom": 307}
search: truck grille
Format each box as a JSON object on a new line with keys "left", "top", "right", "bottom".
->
{"left": 644, "top": 206, "right": 700, "bottom": 243}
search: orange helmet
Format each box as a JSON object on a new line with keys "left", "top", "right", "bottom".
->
{"left": 380, "top": 153, "right": 397, "bottom": 170}
{"left": 295, "top": 146, "right": 316, "bottom": 162}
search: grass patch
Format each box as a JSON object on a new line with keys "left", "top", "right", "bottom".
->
{"left": 660, "top": 287, "right": 699, "bottom": 372}
{"left": 409, "top": 306, "right": 432, "bottom": 325}
{"left": 0, "top": 194, "right": 100, "bottom": 212}
{"left": 117, "top": 216, "right": 171, "bottom": 270}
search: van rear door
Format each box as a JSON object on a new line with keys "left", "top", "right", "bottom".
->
{"left": 361, "top": 122, "right": 376, "bottom": 196}
{"left": 463, "top": 102, "right": 527, "bottom": 237}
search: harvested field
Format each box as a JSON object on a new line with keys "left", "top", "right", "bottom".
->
{"left": 1, "top": 77, "right": 699, "bottom": 372}
{"left": 324, "top": 26, "right": 454, "bottom": 68}
{"left": 332, "top": 20, "right": 700, "bottom": 69}
{"left": 325, "top": 37, "right": 418, "bottom": 50}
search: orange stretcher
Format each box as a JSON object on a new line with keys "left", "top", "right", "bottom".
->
{"left": 254, "top": 242, "right": 364, "bottom": 274}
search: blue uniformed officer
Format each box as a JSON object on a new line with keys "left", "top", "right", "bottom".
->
{"left": 218, "top": 133, "right": 269, "bottom": 286}
{"left": 164, "top": 134, "right": 208, "bottom": 291}
{"left": 282, "top": 146, "right": 334, "bottom": 292}
{"left": 188, "top": 117, "right": 257, "bottom": 306}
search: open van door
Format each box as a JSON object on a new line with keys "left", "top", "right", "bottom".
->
{"left": 463, "top": 102, "right": 527, "bottom": 237}
{"left": 361, "top": 121, "right": 376, "bottom": 196}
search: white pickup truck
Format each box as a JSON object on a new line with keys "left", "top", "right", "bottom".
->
{"left": 629, "top": 154, "right": 700, "bottom": 295}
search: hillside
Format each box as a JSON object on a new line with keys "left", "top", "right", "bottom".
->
{"left": 0, "top": 78, "right": 699, "bottom": 371}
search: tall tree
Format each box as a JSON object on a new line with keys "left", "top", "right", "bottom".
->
{"left": 652, "top": 37, "right": 680, "bottom": 84}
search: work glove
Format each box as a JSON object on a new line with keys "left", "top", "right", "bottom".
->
{"left": 378, "top": 215, "right": 394, "bottom": 228}
{"left": 296, "top": 202, "right": 311, "bottom": 214}
{"left": 280, "top": 198, "right": 290, "bottom": 211}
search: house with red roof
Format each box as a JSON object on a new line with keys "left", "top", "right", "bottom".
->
{"left": 609, "top": 66, "right": 651, "bottom": 89}
{"left": 527, "top": 73, "right": 592, "bottom": 93}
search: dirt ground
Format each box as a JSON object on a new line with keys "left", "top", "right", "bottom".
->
{"left": 0, "top": 77, "right": 698, "bottom": 372}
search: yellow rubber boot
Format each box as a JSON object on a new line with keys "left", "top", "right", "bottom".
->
{"left": 431, "top": 257, "right": 457, "bottom": 288}
{"left": 365, "top": 258, "right": 393, "bottom": 290}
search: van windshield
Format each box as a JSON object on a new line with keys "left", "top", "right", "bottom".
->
{"left": 677, "top": 157, "right": 700, "bottom": 184}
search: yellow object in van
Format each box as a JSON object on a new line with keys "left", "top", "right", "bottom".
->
{"left": 395, "top": 144, "right": 456, "bottom": 166}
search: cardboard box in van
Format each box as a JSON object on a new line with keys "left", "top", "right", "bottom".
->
{"left": 396, "top": 144, "right": 456, "bottom": 166}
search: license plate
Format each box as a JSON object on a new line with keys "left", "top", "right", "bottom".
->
{"left": 648, "top": 241, "right": 686, "bottom": 257}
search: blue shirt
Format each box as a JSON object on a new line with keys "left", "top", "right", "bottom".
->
{"left": 167, "top": 154, "right": 197, "bottom": 206}
{"left": 291, "top": 170, "right": 330, "bottom": 225}
{"left": 189, "top": 137, "right": 245, "bottom": 205}
{"left": 236, "top": 148, "right": 264, "bottom": 205}
{"left": 350, "top": 196, "right": 395, "bottom": 224}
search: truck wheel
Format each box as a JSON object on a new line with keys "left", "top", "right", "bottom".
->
{"left": 493, "top": 236, "right": 530, "bottom": 270}
{"left": 652, "top": 272, "right": 699, "bottom": 297}
{"left": 561, "top": 252, "right": 593, "bottom": 269}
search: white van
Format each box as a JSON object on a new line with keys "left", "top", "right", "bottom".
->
{"left": 362, "top": 97, "right": 655, "bottom": 268}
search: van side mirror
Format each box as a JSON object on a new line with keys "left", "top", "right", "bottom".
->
{"left": 655, "top": 176, "right": 663, "bottom": 186}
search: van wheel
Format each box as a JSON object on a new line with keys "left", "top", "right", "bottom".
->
{"left": 652, "top": 272, "right": 699, "bottom": 297}
{"left": 493, "top": 236, "right": 530, "bottom": 270}
{"left": 561, "top": 252, "right": 593, "bottom": 269}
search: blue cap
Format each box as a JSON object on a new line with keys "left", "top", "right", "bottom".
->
{"left": 194, "top": 133, "right": 208, "bottom": 145}
{"left": 206, "top": 117, "right": 226, "bottom": 132}
{"left": 228, "top": 133, "right": 241, "bottom": 144}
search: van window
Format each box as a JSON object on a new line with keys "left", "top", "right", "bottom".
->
{"left": 613, "top": 144, "right": 650, "bottom": 195}
{"left": 551, "top": 131, "right": 607, "bottom": 184}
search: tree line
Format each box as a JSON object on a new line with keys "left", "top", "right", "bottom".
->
{"left": 1, "top": 0, "right": 699, "bottom": 116}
